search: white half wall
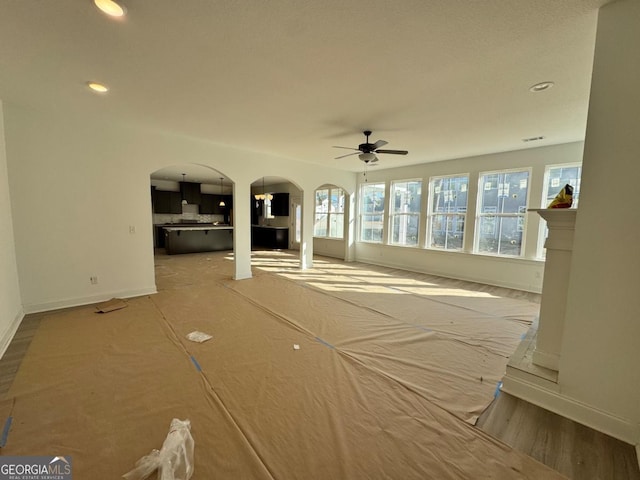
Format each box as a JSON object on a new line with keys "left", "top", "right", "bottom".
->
{"left": 3, "top": 104, "right": 355, "bottom": 312}
{"left": 0, "top": 101, "right": 23, "bottom": 356}
{"left": 313, "top": 238, "right": 346, "bottom": 260}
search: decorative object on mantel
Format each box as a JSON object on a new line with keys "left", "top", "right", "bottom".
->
{"left": 547, "top": 184, "right": 574, "bottom": 208}
{"left": 219, "top": 177, "right": 226, "bottom": 207}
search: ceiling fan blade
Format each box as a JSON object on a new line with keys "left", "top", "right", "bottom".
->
{"left": 332, "top": 146, "right": 360, "bottom": 150}
{"left": 372, "top": 139, "right": 388, "bottom": 149}
{"left": 334, "top": 151, "right": 360, "bottom": 159}
{"left": 375, "top": 149, "right": 408, "bottom": 155}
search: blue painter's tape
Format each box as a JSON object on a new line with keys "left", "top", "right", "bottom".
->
{"left": 494, "top": 381, "right": 503, "bottom": 398}
{"left": 315, "top": 337, "right": 335, "bottom": 349}
{"left": 190, "top": 356, "right": 202, "bottom": 372}
{"left": 1, "top": 416, "right": 12, "bottom": 447}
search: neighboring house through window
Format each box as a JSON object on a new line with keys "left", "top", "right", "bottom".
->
{"left": 475, "top": 169, "right": 530, "bottom": 256}
{"left": 359, "top": 182, "right": 385, "bottom": 243}
{"left": 389, "top": 179, "right": 422, "bottom": 247}
{"left": 314, "top": 187, "right": 345, "bottom": 238}
{"left": 427, "top": 174, "right": 468, "bottom": 250}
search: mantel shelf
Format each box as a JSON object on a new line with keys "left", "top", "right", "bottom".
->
{"left": 528, "top": 208, "right": 577, "bottom": 227}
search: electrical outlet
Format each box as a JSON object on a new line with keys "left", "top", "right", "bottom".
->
{"left": 129, "top": 225, "right": 136, "bottom": 234}
{"left": 90, "top": 276, "right": 98, "bottom": 285}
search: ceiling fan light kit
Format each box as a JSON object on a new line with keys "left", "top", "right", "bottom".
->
{"left": 359, "top": 152, "right": 377, "bottom": 163}
{"left": 334, "top": 130, "right": 408, "bottom": 164}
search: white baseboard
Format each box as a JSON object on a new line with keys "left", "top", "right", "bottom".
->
{"left": 355, "top": 254, "right": 542, "bottom": 294}
{"left": 502, "top": 373, "right": 640, "bottom": 446}
{"left": 0, "top": 308, "right": 25, "bottom": 359}
{"left": 23, "top": 287, "right": 158, "bottom": 314}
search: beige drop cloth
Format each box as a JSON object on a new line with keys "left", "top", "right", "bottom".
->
{"left": 0, "top": 251, "right": 565, "bottom": 479}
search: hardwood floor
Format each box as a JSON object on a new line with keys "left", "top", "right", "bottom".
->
{"left": 477, "top": 392, "right": 640, "bottom": 480}
{"left": 0, "top": 314, "right": 42, "bottom": 397}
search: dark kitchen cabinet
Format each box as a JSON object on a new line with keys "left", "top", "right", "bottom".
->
{"left": 200, "top": 194, "right": 216, "bottom": 214}
{"left": 180, "top": 182, "right": 201, "bottom": 205}
{"left": 153, "top": 190, "right": 182, "bottom": 214}
{"left": 201, "top": 194, "right": 232, "bottom": 214}
{"left": 271, "top": 193, "right": 289, "bottom": 216}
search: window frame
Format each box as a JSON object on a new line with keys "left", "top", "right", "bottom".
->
{"left": 358, "top": 182, "right": 386, "bottom": 244}
{"left": 536, "top": 162, "right": 582, "bottom": 258}
{"left": 388, "top": 178, "right": 422, "bottom": 247}
{"left": 313, "top": 187, "right": 345, "bottom": 239}
{"left": 474, "top": 167, "right": 532, "bottom": 257}
{"left": 426, "top": 173, "right": 469, "bottom": 251}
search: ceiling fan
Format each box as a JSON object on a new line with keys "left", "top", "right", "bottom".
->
{"left": 333, "top": 130, "right": 408, "bottom": 163}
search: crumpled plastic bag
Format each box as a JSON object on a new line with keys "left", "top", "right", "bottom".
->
{"left": 547, "top": 184, "right": 574, "bottom": 208}
{"left": 123, "top": 418, "right": 194, "bottom": 480}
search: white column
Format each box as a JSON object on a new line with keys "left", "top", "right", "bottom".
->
{"left": 530, "top": 209, "right": 577, "bottom": 371}
{"left": 232, "top": 182, "right": 252, "bottom": 280}
{"left": 299, "top": 187, "right": 314, "bottom": 269}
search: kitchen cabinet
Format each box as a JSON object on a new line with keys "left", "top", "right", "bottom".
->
{"left": 271, "top": 193, "right": 289, "bottom": 216}
{"left": 201, "top": 194, "right": 233, "bottom": 214}
{"left": 200, "top": 194, "right": 216, "bottom": 214}
{"left": 153, "top": 190, "right": 182, "bottom": 214}
{"left": 180, "top": 181, "right": 201, "bottom": 205}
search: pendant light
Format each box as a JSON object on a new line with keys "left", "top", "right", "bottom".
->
{"left": 219, "top": 177, "right": 226, "bottom": 207}
{"left": 181, "top": 173, "right": 188, "bottom": 205}
{"left": 254, "top": 177, "right": 272, "bottom": 201}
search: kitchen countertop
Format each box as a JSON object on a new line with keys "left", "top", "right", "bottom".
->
{"left": 251, "top": 225, "right": 289, "bottom": 229}
{"left": 163, "top": 225, "right": 234, "bottom": 231}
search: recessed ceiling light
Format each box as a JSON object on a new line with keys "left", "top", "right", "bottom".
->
{"left": 529, "top": 81, "right": 554, "bottom": 92}
{"left": 94, "top": 0, "right": 126, "bottom": 17}
{"left": 86, "top": 81, "right": 109, "bottom": 93}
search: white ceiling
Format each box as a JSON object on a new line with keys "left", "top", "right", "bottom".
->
{"left": 0, "top": 0, "right": 609, "bottom": 176}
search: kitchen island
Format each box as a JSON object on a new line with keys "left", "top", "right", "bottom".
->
{"left": 163, "top": 225, "right": 233, "bottom": 254}
{"left": 251, "top": 225, "right": 289, "bottom": 250}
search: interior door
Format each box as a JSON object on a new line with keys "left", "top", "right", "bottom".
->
{"left": 290, "top": 196, "right": 302, "bottom": 250}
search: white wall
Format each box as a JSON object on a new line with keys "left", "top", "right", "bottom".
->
{"left": 353, "top": 143, "right": 584, "bottom": 292}
{"left": 559, "top": 0, "right": 640, "bottom": 443}
{"left": 0, "top": 101, "right": 23, "bottom": 355}
{"left": 3, "top": 103, "right": 355, "bottom": 312}
{"left": 313, "top": 238, "right": 346, "bottom": 260}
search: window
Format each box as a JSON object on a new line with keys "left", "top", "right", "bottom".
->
{"left": 314, "top": 187, "right": 345, "bottom": 239}
{"left": 475, "top": 169, "right": 530, "bottom": 256}
{"left": 389, "top": 180, "right": 421, "bottom": 246}
{"left": 537, "top": 164, "right": 582, "bottom": 257}
{"left": 427, "top": 175, "right": 468, "bottom": 250}
{"left": 264, "top": 195, "right": 274, "bottom": 219}
{"left": 359, "top": 183, "right": 385, "bottom": 243}
{"left": 543, "top": 164, "right": 582, "bottom": 208}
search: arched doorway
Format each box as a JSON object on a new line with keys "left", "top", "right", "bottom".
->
{"left": 150, "top": 163, "right": 234, "bottom": 259}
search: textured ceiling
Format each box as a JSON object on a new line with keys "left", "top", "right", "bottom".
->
{"left": 0, "top": 0, "right": 609, "bottom": 175}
